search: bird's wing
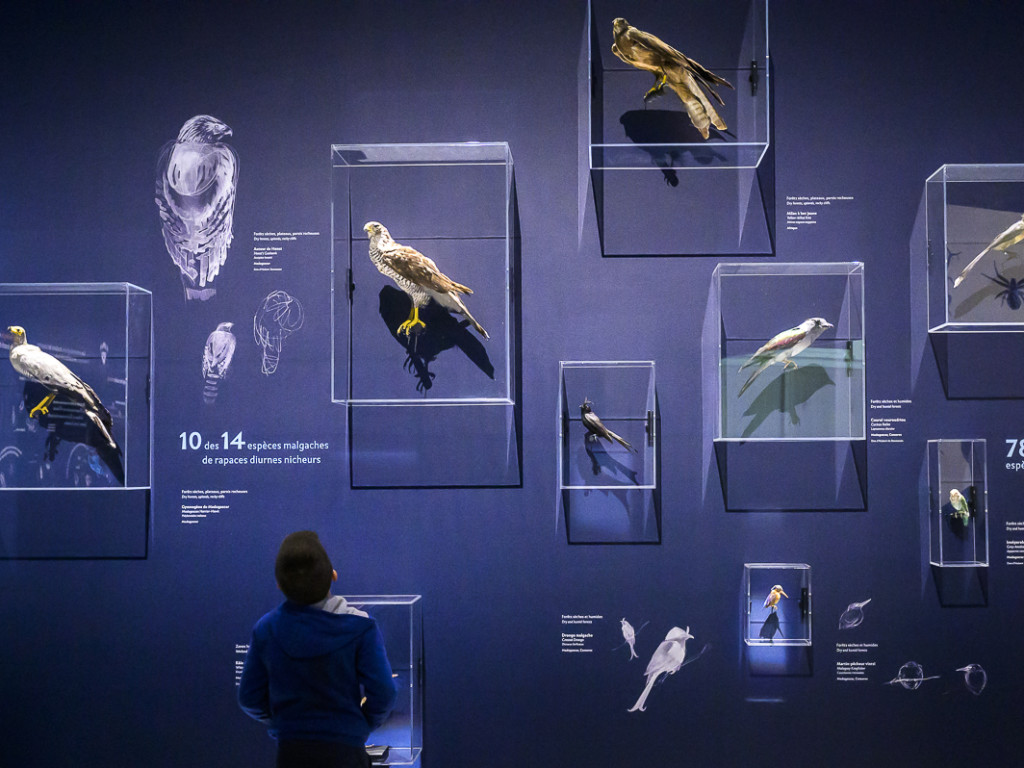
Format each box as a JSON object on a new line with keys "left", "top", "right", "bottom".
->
{"left": 15, "top": 347, "right": 106, "bottom": 414}
{"left": 624, "top": 26, "right": 689, "bottom": 67}
{"left": 386, "top": 245, "right": 472, "bottom": 295}
{"left": 676, "top": 53, "right": 734, "bottom": 97}
{"left": 752, "top": 326, "right": 806, "bottom": 358}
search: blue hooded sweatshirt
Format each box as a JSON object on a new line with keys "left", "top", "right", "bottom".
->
{"left": 238, "top": 599, "right": 398, "bottom": 746}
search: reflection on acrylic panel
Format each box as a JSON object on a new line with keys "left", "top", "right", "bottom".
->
{"left": 589, "top": 0, "right": 769, "bottom": 170}
{"left": 344, "top": 595, "right": 423, "bottom": 766}
{"left": 927, "top": 439, "right": 988, "bottom": 567}
{"left": 156, "top": 115, "right": 238, "bottom": 302}
{"left": 559, "top": 361, "right": 655, "bottom": 490}
{"left": 254, "top": 291, "right": 304, "bottom": 376}
{"left": 332, "top": 143, "right": 513, "bottom": 406}
{"left": 0, "top": 284, "right": 151, "bottom": 490}
{"left": 743, "top": 563, "right": 811, "bottom": 647}
{"left": 713, "top": 264, "right": 865, "bottom": 441}
{"left": 926, "top": 165, "right": 1024, "bottom": 328}
{"left": 202, "top": 322, "right": 236, "bottom": 405}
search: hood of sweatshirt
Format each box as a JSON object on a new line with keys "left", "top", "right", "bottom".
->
{"left": 268, "top": 600, "right": 372, "bottom": 659}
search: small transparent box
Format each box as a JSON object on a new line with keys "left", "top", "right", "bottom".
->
{"left": 710, "top": 263, "right": 865, "bottom": 441}
{"left": 345, "top": 595, "right": 423, "bottom": 766}
{"left": 927, "top": 164, "right": 1024, "bottom": 331}
{"left": 927, "top": 440, "right": 989, "bottom": 567}
{"left": 742, "top": 563, "right": 811, "bottom": 647}
{"left": 332, "top": 143, "right": 519, "bottom": 487}
{"left": 0, "top": 283, "right": 152, "bottom": 490}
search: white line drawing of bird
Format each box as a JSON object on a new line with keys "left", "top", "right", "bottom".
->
{"left": 581, "top": 398, "right": 633, "bottom": 451}
{"left": 953, "top": 213, "right": 1024, "bottom": 288}
{"left": 611, "top": 17, "right": 734, "bottom": 140}
{"left": 763, "top": 585, "right": 788, "bottom": 612}
{"left": 621, "top": 619, "right": 639, "bottom": 660}
{"left": 202, "top": 322, "right": 236, "bottom": 404}
{"left": 6, "top": 325, "right": 118, "bottom": 451}
{"left": 738, "top": 317, "right": 833, "bottom": 397}
{"left": 838, "top": 598, "right": 871, "bottom": 630}
{"left": 364, "top": 221, "right": 488, "bottom": 339}
{"left": 156, "top": 115, "right": 238, "bottom": 301}
{"left": 956, "top": 663, "right": 987, "bottom": 696}
{"left": 628, "top": 626, "right": 693, "bottom": 712}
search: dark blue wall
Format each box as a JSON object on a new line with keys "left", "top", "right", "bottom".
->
{"left": 1, "top": 2, "right": 1023, "bottom": 766}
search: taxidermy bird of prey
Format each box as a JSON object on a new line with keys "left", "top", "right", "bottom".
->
{"left": 363, "top": 221, "right": 488, "bottom": 339}
{"left": 581, "top": 398, "right": 634, "bottom": 451}
{"left": 202, "top": 322, "right": 237, "bottom": 404}
{"left": 6, "top": 325, "right": 118, "bottom": 451}
{"left": 611, "top": 17, "right": 734, "bottom": 140}
{"left": 156, "top": 115, "right": 238, "bottom": 300}
{"left": 628, "top": 626, "right": 693, "bottom": 712}
{"left": 738, "top": 317, "right": 833, "bottom": 397}
{"left": 953, "top": 213, "right": 1024, "bottom": 288}
{"left": 763, "top": 585, "right": 788, "bottom": 612}
{"left": 949, "top": 488, "right": 970, "bottom": 524}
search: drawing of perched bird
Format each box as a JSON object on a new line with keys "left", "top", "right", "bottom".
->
{"left": 763, "top": 585, "right": 788, "bottom": 612}
{"left": 6, "top": 325, "right": 118, "bottom": 451}
{"left": 202, "top": 322, "right": 236, "bottom": 404}
{"left": 628, "top": 626, "right": 693, "bottom": 712}
{"left": 738, "top": 317, "right": 833, "bottom": 397}
{"left": 949, "top": 488, "right": 971, "bottom": 524}
{"left": 953, "top": 213, "right": 1024, "bottom": 288}
{"left": 364, "top": 221, "right": 488, "bottom": 339}
{"left": 611, "top": 17, "right": 734, "bottom": 140}
{"left": 581, "top": 398, "right": 633, "bottom": 451}
{"left": 838, "top": 598, "right": 872, "bottom": 630}
{"left": 156, "top": 115, "right": 238, "bottom": 301}
{"left": 621, "top": 619, "right": 639, "bottom": 660}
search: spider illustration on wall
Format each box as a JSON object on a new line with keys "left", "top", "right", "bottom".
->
{"left": 982, "top": 262, "right": 1024, "bottom": 310}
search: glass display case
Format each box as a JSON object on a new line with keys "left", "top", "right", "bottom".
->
{"left": 705, "top": 263, "right": 866, "bottom": 509}
{"left": 558, "top": 361, "right": 658, "bottom": 543}
{"left": 927, "top": 440, "right": 989, "bottom": 568}
{"left": 332, "top": 143, "right": 519, "bottom": 487}
{"left": 583, "top": 0, "right": 772, "bottom": 255}
{"left": 742, "top": 563, "right": 811, "bottom": 647}
{"left": 345, "top": 595, "right": 423, "bottom": 766}
{"left": 0, "top": 282, "right": 151, "bottom": 558}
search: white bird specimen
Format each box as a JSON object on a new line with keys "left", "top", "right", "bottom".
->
{"left": 628, "top": 626, "right": 693, "bottom": 712}
{"left": 738, "top": 317, "right": 833, "bottom": 397}
{"left": 953, "top": 213, "right": 1024, "bottom": 288}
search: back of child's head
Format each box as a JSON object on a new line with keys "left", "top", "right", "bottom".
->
{"left": 275, "top": 530, "right": 333, "bottom": 605}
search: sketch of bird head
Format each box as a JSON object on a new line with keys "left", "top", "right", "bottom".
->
{"left": 666, "top": 626, "right": 693, "bottom": 643}
{"left": 6, "top": 325, "right": 26, "bottom": 345}
{"left": 216, "top": 322, "right": 234, "bottom": 333}
{"left": 178, "top": 114, "right": 232, "bottom": 143}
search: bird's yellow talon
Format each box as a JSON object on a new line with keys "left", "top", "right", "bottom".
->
{"left": 28, "top": 392, "right": 57, "bottom": 418}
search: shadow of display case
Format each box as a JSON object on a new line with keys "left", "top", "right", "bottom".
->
{"left": 583, "top": 0, "right": 772, "bottom": 255}
{"left": 332, "top": 143, "right": 519, "bottom": 487}
{"left": 927, "top": 439, "right": 988, "bottom": 568}
{"left": 925, "top": 164, "right": 1024, "bottom": 397}
{"left": 0, "top": 283, "right": 151, "bottom": 558}
{"left": 705, "top": 263, "right": 866, "bottom": 509}
{"left": 742, "top": 563, "right": 811, "bottom": 647}
{"left": 558, "top": 361, "right": 658, "bottom": 543}
{"left": 345, "top": 595, "right": 423, "bottom": 766}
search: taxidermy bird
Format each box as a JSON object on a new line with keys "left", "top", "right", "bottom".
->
{"left": 364, "top": 221, "right": 488, "bottom": 339}
{"left": 627, "top": 626, "right": 693, "bottom": 712}
{"left": 611, "top": 17, "right": 734, "bottom": 140}
{"left": 621, "top": 619, "right": 639, "bottom": 660}
{"left": 156, "top": 115, "right": 238, "bottom": 300}
{"left": 738, "top": 317, "right": 833, "bottom": 397}
{"left": 6, "top": 325, "right": 118, "bottom": 451}
{"left": 953, "top": 213, "right": 1024, "bottom": 288}
{"left": 949, "top": 488, "right": 971, "bottom": 524}
{"left": 763, "top": 585, "right": 788, "bottom": 612}
{"left": 581, "top": 398, "right": 633, "bottom": 451}
{"left": 202, "top": 322, "right": 237, "bottom": 404}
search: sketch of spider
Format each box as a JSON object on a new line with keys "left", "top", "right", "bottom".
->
{"left": 983, "top": 262, "right": 1024, "bottom": 310}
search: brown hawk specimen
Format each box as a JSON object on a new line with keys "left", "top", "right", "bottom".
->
{"left": 364, "top": 221, "right": 488, "bottom": 339}
{"left": 611, "top": 17, "right": 734, "bottom": 140}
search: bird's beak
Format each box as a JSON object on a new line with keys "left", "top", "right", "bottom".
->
{"left": 780, "top": 590, "right": 789, "bottom": 598}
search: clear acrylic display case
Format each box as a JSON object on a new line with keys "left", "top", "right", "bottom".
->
{"left": 742, "top": 563, "right": 811, "bottom": 647}
{"left": 710, "top": 263, "right": 865, "bottom": 441}
{"left": 344, "top": 595, "right": 423, "bottom": 766}
{"left": 0, "top": 283, "right": 152, "bottom": 490}
{"left": 927, "top": 440, "right": 989, "bottom": 568}
{"left": 583, "top": 0, "right": 772, "bottom": 255}
{"left": 332, "top": 143, "right": 519, "bottom": 487}
{"left": 926, "top": 165, "right": 1024, "bottom": 331}
{"left": 558, "top": 362, "right": 658, "bottom": 544}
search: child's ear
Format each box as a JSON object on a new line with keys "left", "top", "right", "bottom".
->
{"left": 332, "top": 570, "right": 338, "bottom": 582}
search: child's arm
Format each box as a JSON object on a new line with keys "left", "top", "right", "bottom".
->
{"left": 357, "top": 623, "right": 399, "bottom": 731}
